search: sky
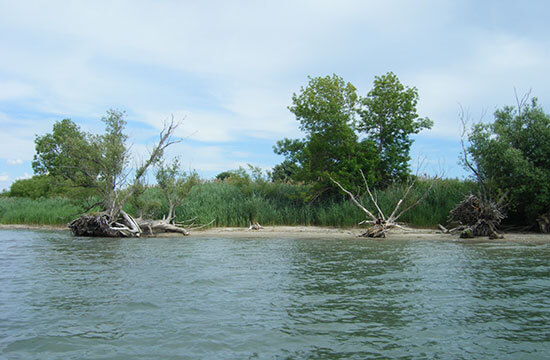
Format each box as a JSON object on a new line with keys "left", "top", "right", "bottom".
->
{"left": 1, "top": 0, "right": 549, "bottom": 190}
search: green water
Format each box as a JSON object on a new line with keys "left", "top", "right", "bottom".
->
{"left": 0, "top": 230, "right": 549, "bottom": 359}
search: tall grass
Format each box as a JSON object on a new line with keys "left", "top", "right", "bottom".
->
{"left": 0, "top": 197, "right": 83, "bottom": 225}
{"left": 2, "top": 179, "right": 477, "bottom": 228}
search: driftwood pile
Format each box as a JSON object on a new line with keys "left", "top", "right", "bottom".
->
{"left": 441, "top": 194, "right": 505, "bottom": 239}
{"left": 537, "top": 213, "right": 550, "bottom": 233}
{"left": 69, "top": 211, "right": 141, "bottom": 237}
{"left": 69, "top": 211, "right": 191, "bottom": 237}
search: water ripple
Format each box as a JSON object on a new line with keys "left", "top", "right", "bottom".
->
{"left": 1, "top": 230, "right": 549, "bottom": 359}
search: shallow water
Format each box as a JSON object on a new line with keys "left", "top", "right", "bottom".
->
{"left": 1, "top": 230, "right": 549, "bottom": 359}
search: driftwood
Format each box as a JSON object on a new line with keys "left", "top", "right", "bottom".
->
{"left": 248, "top": 221, "right": 263, "bottom": 231}
{"left": 136, "top": 218, "right": 189, "bottom": 236}
{"left": 330, "top": 171, "right": 437, "bottom": 238}
{"left": 69, "top": 210, "right": 141, "bottom": 237}
{"left": 537, "top": 213, "right": 550, "bottom": 233}
{"left": 446, "top": 194, "right": 505, "bottom": 239}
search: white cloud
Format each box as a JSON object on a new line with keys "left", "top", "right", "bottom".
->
{"left": 0, "top": 175, "right": 9, "bottom": 182}
{"left": 7, "top": 159, "right": 23, "bottom": 165}
{"left": 14, "top": 173, "right": 32, "bottom": 181}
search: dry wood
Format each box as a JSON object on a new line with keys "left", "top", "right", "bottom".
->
{"left": 448, "top": 194, "right": 505, "bottom": 239}
{"left": 330, "top": 174, "right": 437, "bottom": 238}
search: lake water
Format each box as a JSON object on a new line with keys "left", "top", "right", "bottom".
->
{"left": 1, "top": 229, "right": 549, "bottom": 359}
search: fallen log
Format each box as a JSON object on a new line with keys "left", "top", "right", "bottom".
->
{"left": 136, "top": 218, "right": 189, "bottom": 236}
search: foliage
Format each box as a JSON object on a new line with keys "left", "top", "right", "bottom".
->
{"left": 31, "top": 110, "right": 178, "bottom": 222}
{"left": 273, "top": 74, "right": 378, "bottom": 196}
{"left": 0, "top": 197, "right": 84, "bottom": 225}
{"left": 9, "top": 175, "right": 53, "bottom": 199}
{"left": 465, "top": 97, "right": 550, "bottom": 224}
{"left": 357, "top": 72, "right": 433, "bottom": 184}
{"left": 155, "top": 158, "right": 200, "bottom": 221}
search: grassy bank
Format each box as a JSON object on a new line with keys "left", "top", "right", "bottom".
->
{"left": 0, "top": 179, "right": 477, "bottom": 228}
{"left": 0, "top": 197, "right": 84, "bottom": 225}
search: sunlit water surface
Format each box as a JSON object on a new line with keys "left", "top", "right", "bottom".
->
{"left": 1, "top": 229, "right": 549, "bottom": 359}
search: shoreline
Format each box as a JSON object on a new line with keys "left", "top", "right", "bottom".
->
{"left": 1, "top": 223, "right": 549, "bottom": 242}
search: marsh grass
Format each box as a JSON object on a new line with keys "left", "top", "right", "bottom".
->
{"left": 2, "top": 179, "right": 477, "bottom": 228}
{"left": 0, "top": 197, "right": 83, "bottom": 225}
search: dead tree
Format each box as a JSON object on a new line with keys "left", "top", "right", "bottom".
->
{"left": 330, "top": 170, "right": 438, "bottom": 238}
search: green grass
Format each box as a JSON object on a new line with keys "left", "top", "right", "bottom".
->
{"left": 2, "top": 179, "right": 478, "bottom": 228}
{"left": 0, "top": 197, "right": 83, "bottom": 225}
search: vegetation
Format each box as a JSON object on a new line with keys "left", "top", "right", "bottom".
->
{"left": 463, "top": 95, "right": 550, "bottom": 228}
{"left": 273, "top": 72, "right": 432, "bottom": 194}
{"left": 4, "top": 74, "right": 548, "bottom": 235}
{"left": 2, "top": 177, "right": 476, "bottom": 228}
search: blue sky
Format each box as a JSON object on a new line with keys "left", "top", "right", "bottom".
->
{"left": 1, "top": 0, "right": 549, "bottom": 190}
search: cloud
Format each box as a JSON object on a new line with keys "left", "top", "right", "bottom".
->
{"left": 7, "top": 159, "right": 23, "bottom": 165}
{"left": 0, "top": 175, "right": 9, "bottom": 182}
{"left": 15, "top": 173, "right": 32, "bottom": 181}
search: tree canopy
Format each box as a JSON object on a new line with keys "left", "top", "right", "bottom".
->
{"left": 273, "top": 74, "right": 378, "bottom": 196}
{"left": 32, "top": 110, "right": 180, "bottom": 222}
{"left": 357, "top": 72, "right": 432, "bottom": 184}
{"left": 465, "top": 97, "right": 550, "bottom": 224}
{"left": 273, "top": 72, "right": 431, "bottom": 195}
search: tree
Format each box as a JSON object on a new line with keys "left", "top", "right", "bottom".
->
{"left": 273, "top": 74, "right": 378, "bottom": 196}
{"left": 464, "top": 96, "right": 550, "bottom": 227}
{"left": 357, "top": 72, "right": 432, "bottom": 185}
{"left": 33, "top": 110, "right": 181, "bottom": 236}
{"left": 330, "top": 170, "right": 438, "bottom": 237}
{"left": 155, "top": 158, "right": 200, "bottom": 223}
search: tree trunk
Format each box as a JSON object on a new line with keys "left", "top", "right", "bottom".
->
{"left": 136, "top": 218, "right": 189, "bottom": 236}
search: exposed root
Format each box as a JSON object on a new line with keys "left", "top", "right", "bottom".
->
{"left": 69, "top": 210, "right": 141, "bottom": 237}
{"left": 249, "top": 221, "right": 263, "bottom": 231}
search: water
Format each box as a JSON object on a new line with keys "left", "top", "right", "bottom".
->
{"left": 1, "top": 230, "right": 549, "bottom": 359}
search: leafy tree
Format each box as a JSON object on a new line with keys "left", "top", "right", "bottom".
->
{"left": 274, "top": 74, "right": 378, "bottom": 196}
{"left": 357, "top": 72, "right": 432, "bottom": 185}
{"left": 156, "top": 158, "right": 200, "bottom": 222}
{"left": 465, "top": 97, "right": 550, "bottom": 224}
{"left": 33, "top": 110, "right": 180, "bottom": 224}
{"left": 9, "top": 175, "right": 52, "bottom": 199}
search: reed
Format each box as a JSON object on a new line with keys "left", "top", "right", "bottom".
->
{"left": 0, "top": 197, "right": 83, "bottom": 225}
{"left": 1, "top": 179, "right": 477, "bottom": 228}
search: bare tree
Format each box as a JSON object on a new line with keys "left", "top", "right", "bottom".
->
{"left": 330, "top": 170, "right": 438, "bottom": 238}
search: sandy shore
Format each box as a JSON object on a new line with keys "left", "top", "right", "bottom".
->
{"left": 2, "top": 223, "right": 549, "bottom": 243}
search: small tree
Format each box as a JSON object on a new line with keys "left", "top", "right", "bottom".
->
{"left": 357, "top": 72, "right": 433, "bottom": 185}
{"left": 33, "top": 110, "right": 181, "bottom": 236}
{"left": 156, "top": 158, "right": 200, "bottom": 223}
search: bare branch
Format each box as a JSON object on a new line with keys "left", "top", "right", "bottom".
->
{"left": 329, "top": 176, "right": 378, "bottom": 221}
{"left": 514, "top": 87, "right": 532, "bottom": 116}
{"left": 392, "top": 176, "right": 439, "bottom": 222}
{"left": 360, "top": 169, "right": 385, "bottom": 221}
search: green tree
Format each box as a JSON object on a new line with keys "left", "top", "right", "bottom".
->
{"left": 33, "top": 110, "right": 180, "bottom": 227}
{"left": 9, "top": 175, "right": 52, "bottom": 199}
{"left": 156, "top": 158, "right": 200, "bottom": 222}
{"left": 274, "top": 74, "right": 378, "bottom": 196}
{"left": 357, "top": 72, "right": 432, "bottom": 185}
{"left": 465, "top": 97, "right": 550, "bottom": 225}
